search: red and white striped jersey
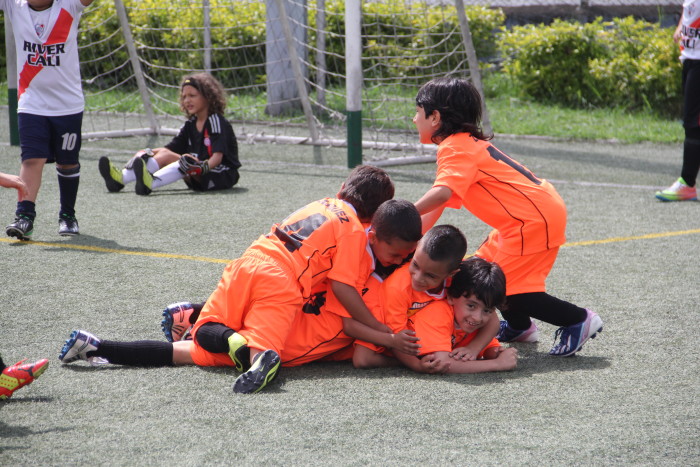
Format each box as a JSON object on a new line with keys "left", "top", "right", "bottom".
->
{"left": 1, "top": 0, "right": 87, "bottom": 116}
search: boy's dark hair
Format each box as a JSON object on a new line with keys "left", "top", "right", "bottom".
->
{"left": 448, "top": 257, "right": 506, "bottom": 310}
{"left": 420, "top": 225, "right": 467, "bottom": 272}
{"left": 371, "top": 199, "right": 422, "bottom": 243}
{"left": 415, "top": 77, "right": 493, "bottom": 144}
{"left": 338, "top": 165, "right": 395, "bottom": 222}
{"left": 180, "top": 72, "right": 227, "bottom": 117}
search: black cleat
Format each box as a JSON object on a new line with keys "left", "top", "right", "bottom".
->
{"left": 98, "top": 156, "right": 125, "bottom": 192}
{"left": 58, "top": 213, "right": 79, "bottom": 236}
{"left": 6, "top": 214, "right": 34, "bottom": 240}
{"left": 233, "top": 350, "right": 280, "bottom": 394}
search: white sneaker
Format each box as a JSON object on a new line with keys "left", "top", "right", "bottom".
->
{"left": 59, "top": 330, "right": 102, "bottom": 364}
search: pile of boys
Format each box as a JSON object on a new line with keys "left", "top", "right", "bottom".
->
{"left": 56, "top": 156, "right": 600, "bottom": 394}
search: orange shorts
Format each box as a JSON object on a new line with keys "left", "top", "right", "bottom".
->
{"left": 475, "top": 229, "right": 559, "bottom": 296}
{"left": 190, "top": 250, "right": 304, "bottom": 367}
{"left": 280, "top": 307, "right": 353, "bottom": 367}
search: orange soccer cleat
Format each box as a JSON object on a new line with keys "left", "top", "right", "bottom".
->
{"left": 0, "top": 358, "right": 49, "bottom": 400}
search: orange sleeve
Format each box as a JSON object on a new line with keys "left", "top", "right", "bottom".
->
{"left": 381, "top": 266, "right": 413, "bottom": 334}
{"left": 433, "top": 136, "right": 479, "bottom": 209}
{"left": 326, "top": 228, "right": 371, "bottom": 287}
{"left": 408, "top": 300, "right": 453, "bottom": 355}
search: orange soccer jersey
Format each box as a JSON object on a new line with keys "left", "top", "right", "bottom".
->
{"left": 434, "top": 133, "right": 567, "bottom": 257}
{"left": 191, "top": 197, "right": 371, "bottom": 359}
{"left": 357, "top": 263, "right": 448, "bottom": 355}
{"left": 250, "top": 198, "right": 371, "bottom": 299}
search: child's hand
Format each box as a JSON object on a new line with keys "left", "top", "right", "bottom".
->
{"left": 420, "top": 353, "right": 450, "bottom": 374}
{"left": 389, "top": 330, "right": 421, "bottom": 356}
{"left": 0, "top": 173, "right": 29, "bottom": 200}
{"left": 493, "top": 346, "right": 518, "bottom": 371}
{"left": 449, "top": 345, "right": 478, "bottom": 361}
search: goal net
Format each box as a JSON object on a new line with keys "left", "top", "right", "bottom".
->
{"left": 74, "top": 0, "right": 499, "bottom": 165}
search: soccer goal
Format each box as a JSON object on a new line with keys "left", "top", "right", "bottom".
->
{"left": 6, "top": 0, "right": 496, "bottom": 167}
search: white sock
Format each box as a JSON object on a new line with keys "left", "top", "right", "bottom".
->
{"left": 121, "top": 157, "right": 161, "bottom": 185}
{"left": 122, "top": 168, "right": 135, "bottom": 184}
{"left": 146, "top": 157, "right": 160, "bottom": 173}
{"left": 152, "top": 161, "right": 184, "bottom": 189}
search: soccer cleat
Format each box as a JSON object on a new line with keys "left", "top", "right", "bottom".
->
{"left": 233, "top": 349, "right": 280, "bottom": 394}
{"left": 655, "top": 177, "right": 697, "bottom": 202}
{"left": 549, "top": 309, "right": 603, "bottom": 357}
{"left": 496, "top": 320, "right": 539, "bottom": 343}
{"left": 161, "top": 302, "right": 195, "bottom": 342}
{"left": 0, "top": 358, "right": 49, "bottom": 400}
{"left": 58, "top": 213, "right": 80, "bottom": 236}
{"left": 228, "top": 332, "right": 251, "bottom": 372}
{"left": 6, "top": 214, "right": 34, "bottom": 240}
{"left": 59, "top": 330, "right": 102, "bottom": 364}
{"left": 133, "top": 157, "right": 153, "bottom": 196}
{"left": 98, "top": 156, "right": 125, "bottom": 192}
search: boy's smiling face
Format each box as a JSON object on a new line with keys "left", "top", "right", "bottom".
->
{"left": 449, "top": 293, "right": 494, "bottom": 334}
{"left": 408, "top": 246, "right": 456, "bottom": 293}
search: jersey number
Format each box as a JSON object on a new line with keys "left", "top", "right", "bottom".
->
{"left": 486, "top": 146, "right": 541, "bottom": 185}
{"left": 61, "top": 133, "right": 78, "bottom": 151}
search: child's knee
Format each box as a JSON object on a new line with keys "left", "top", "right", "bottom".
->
{"left": 352, "top": 347, "right": 376, "bottom": 369}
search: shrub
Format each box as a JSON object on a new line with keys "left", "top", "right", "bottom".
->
{"left": 499, "top": 16, "right": 682, "bottom": 115}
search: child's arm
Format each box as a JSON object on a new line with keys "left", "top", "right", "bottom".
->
{"left": 331, "top": 280, "right": 388, "bottom": 332}
{"left": 449, "top": 312, "right": 500, "bottom": 361}
{"left": 0, "top": 173, "right": 29, "bottom": 200}
{"left": 414, "top": 186, "right": 452, "bottom": 233}
{"left": 207, "top": 152, "right": 224, "bottom": 169}
{"left": 428, "top": 347, "right": 518, "bottom": 373}
{"left": 674, "top": 14, "right": 683, "bottom": 44}
{"left": 342, "top": 318, "right": 421, "bottom": 356}
{"left": 415, "top": 186, "right": 452, "bottom": 214}
{"left": 393, "top": 351, "right": 451, "bottom": 374}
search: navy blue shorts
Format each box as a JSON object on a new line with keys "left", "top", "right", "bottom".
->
{"left": 18, "top": 112, "right": 83, "bottom": 164}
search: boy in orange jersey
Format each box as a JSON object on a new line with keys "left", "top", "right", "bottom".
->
{"left": 352, "top": 227, "right": 516, "bottom": 373}
{"left": 412, "top": 77, "right": 603, "bottom": 358}
{"left": 59, "top": 196, "right": 422, "bottom": 392}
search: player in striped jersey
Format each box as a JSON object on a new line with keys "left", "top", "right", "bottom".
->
{"left": 99, "top": 73, "right": 240, "bottom": 196}
{"left": 2, "top": 0, "right": 97, "bottom": 239}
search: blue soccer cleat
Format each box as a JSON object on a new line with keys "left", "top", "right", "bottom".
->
{"left": 549, "top": 309, "right": 603, "bottom": 357}
{"left": 161, "top": 302, "right": 195, "bottom": 342}
{"left": 496, "top": 320, "right": 539, "bottom": 343}
{"left": 59, "top": 330, "right": 102, "bottom": 364}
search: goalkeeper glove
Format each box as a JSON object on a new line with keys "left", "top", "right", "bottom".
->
{"left": 178, "top": 154, "right": 210, "bottom": 177}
